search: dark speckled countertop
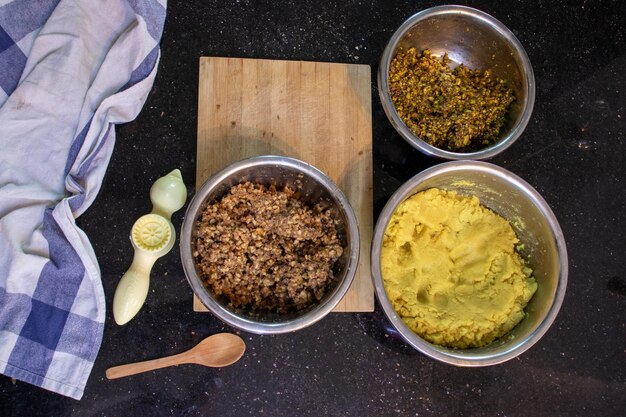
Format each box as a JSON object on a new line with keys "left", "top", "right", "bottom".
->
{"left": 2, "top": 1, "right": 625, "bottom": 416}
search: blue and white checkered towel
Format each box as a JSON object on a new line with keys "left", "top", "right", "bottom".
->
{"left": 0, "top": 0, "right": 166, "bottom": 400}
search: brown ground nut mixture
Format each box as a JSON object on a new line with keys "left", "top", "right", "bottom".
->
{"left": 193, "top": 182, "right": 343, "bottom": 313}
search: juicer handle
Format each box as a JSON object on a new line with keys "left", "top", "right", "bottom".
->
{"left": 112, "top": 253, "right": 155, "bottom": 325}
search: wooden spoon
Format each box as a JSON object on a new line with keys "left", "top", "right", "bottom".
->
{"left": 105, "top": 333, "right": 246, "bottom": 379}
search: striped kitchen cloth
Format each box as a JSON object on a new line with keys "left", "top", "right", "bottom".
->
{"left": 0, "top": 0, "right": 166, "bottom": 400}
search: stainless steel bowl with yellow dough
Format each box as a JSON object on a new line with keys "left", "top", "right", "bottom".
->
{"left": 371, "top": 161, "right": 568, "bottom": 366}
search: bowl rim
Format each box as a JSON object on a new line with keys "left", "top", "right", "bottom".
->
{"left": 370, "top": 161, "right": 568, "bottom": 365}
{"left": 180, "top": 155, "right": 360, "bottom": 334}
{"left": 377, "top": 5, "right": 536, "bottom": 160}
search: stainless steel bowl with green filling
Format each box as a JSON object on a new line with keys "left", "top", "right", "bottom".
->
{"left": 378, "top": 5, "right": 535, "bottom": 159}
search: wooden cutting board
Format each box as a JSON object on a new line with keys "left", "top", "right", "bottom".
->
{"left": 194, "top": 56, "right": 374, "bottom": 312}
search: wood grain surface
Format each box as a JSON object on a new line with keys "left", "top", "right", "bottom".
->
{"left": 194, "top": 56, "right": 374, "bottom": 312}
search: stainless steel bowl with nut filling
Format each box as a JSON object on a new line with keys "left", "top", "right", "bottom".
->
{"left": 181, "top": 155, "right": 359, "bottom": 334}
{"left": 378, "top": 5, "right": 535, "bottom": 159}
{"left": 371, "top": 161, "right": 568, "bottom": 365}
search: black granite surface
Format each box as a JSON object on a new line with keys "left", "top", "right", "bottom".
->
{"left": 2, "top": 1, "right": 625, "bottom": 416}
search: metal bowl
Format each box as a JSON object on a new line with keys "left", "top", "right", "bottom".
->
{"left": 181, "top": 155, "right": 359, "bottom": 334}
{"left": 378, "top": 5, "right": 535, "bottom": 159}
{"left": 371, "top": 161, "right": 567, "bottom": 365}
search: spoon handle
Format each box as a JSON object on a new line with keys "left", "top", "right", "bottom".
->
{"left": 106, "top": 352, "right": 187, "bottom": 380}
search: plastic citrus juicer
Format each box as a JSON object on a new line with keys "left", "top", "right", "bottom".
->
{"left": 113, "top": 169, "right": 187, "bottom": 325}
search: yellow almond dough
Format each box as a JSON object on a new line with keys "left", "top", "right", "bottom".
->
{"left": 381, "top": 188, "right": 537, "bottom": 349}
